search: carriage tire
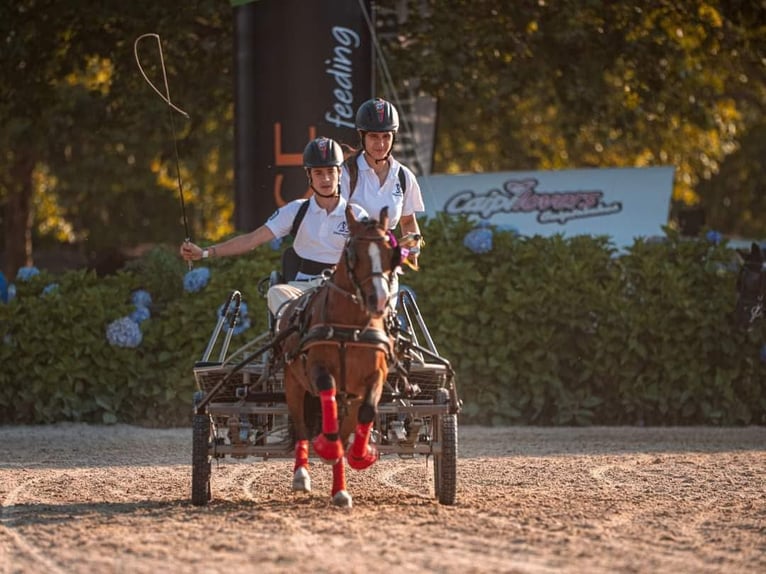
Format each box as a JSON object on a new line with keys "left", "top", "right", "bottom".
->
{"left": 192, "top": 414, "right": 212, "bottom": 506}
{"left": 434, "top": 413, "right": 458, "bottom": 505}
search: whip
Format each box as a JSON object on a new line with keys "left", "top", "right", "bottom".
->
{"left": 134, "top": 33, "right": 192, "bottom": 267}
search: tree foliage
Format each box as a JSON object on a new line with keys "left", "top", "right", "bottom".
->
{"left": 0, "top": 0, "right": 764, "bottom": 279}
{"left": 387, "top": 0, "right": 765, "bottom": 233}
{"left": 0, "top": 1, "right": 234, "bottom": 276}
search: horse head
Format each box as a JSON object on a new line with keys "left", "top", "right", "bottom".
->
{"left": 341, "top": 205, "right": 399, "bottom": 318}
{"left": 735, "top": 242, "right": 765, "bottom": 330}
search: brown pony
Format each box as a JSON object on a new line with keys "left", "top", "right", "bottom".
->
{"left": 277, "top": 206, "right": 400, "bottom": 507}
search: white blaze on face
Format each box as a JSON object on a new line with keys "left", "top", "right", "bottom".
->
{"left": 368, "top": 241, "right": 389, "bottom": 313}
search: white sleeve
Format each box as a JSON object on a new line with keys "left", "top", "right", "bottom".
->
{"left": 264, "top": 200, "right": 303, "bottom": 238}
{"left": 401, "top": 166, "right": 425, "bottom": 216}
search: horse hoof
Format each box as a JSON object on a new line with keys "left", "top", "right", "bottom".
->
{"left": 312, "top": 434, "right": 343, "bottom": 464}
{"left": 347, "top": 446, "right": 379, "bottom": 470}
{"left": 292, "top": 467, "right": 311, "bottom": 493}
{"left": 332, "top": 490, "right": 352, "bottom": 508}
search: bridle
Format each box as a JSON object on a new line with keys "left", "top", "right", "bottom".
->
{"left": 341, "top": 230, "right": 398, "bottom": 311}
{"left": 322, "top": 227, "right": 399, "bottom": 314}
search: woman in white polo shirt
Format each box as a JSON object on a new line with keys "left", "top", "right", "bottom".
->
{"left": 180, "top": 137, "right": 367, "bottom": 316}
{"left": 340, "top": 98, "right": 425, "bottom": 298}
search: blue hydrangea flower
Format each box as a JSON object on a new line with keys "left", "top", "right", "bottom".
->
{"left": 130, "top": 305, "right": 151, "bottom": 324}
{"left": 131, "top": 289, "right": 152, "bottom": 308}
{"left": 230, "top": 316, "right": 251, "bottom": 336}
{"left": 217, "top": 301, "right": 251, "bottom": 335}
{"left": 42, "top": 283, "right": 59, "bottom": 296}
{"left": 218, "top": 301, "right": 249, "bottom": 319}
{"left": 184, "top": 267, "right": 211, "bottom": 293}
{"left": 464, "top": 224, "right": 493, "bottom": 254}
{"left": 705, "top": 230, "right": 722, "bottom": 245}
{"left": 16, "top": 266, "right": 40, "bottom": 281}
{"left": 270, "top": 237, "right": 283, "bottom": 250}
{"left": 106, "top": 317, "right": 143, "bottom": 348}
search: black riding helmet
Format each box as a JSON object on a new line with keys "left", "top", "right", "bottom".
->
{"left": 303, "top": 137, "right": 343, "bottom": 197}
{"left": 303, "top": 136, "right": 344, "bottom": 168}
{"left": 355, "top": 98, "right": 399, "bottom": 132}
{"left": 355, "top": 98, "right": 399, "bottom": 162}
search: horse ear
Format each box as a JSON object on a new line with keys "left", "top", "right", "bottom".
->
{"left": 378, "top": 206, "right": 389, "bottom": 229}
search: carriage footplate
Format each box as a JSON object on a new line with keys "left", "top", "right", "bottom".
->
{"left": 386, "top": 417, "right": 425, "bottom": 447}
{"left": 227, "top": 416, "right": 251, "bottom": 458}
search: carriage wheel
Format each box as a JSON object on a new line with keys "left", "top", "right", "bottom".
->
{"left": 433, "top": 413, "right": 458, "bottom": 505}
{"left": 192, "top": 413, "right": 212, "bottom": 506}
{"left": 433, "top": 388, "right": 457, "bottom": 505}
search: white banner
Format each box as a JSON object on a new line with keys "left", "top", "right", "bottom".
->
{"left": 418, "top": 166, "right": 675, "bottom": 248}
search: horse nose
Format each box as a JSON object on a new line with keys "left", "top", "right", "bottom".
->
{"left": 367, "top": 287, "right": 388, "bottom": 316}
{"left": 367, "top": 292, "right": 383, "bottom": 314}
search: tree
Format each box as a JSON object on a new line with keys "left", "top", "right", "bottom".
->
{"left": 385, "top": 0, "right": 765, "bottom": 235}
{"left": 0, "top": 0, "right": 234, "bottom": 278}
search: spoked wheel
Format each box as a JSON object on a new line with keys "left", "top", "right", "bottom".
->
{"left": 433, "top": 388, "right": 457, "bottom": 505}
{"left": 192, "top": 413, "right": 212, "bottom": 506}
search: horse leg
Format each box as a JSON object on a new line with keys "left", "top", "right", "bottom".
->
{"left": 330, "top": 458, "right": 352, "bottom": 508}
{"left": 311, "top": 366, "right": 344, "bottom": 464}
{"left": 285, "top": 371, "right": 312, "bottom": 493}
{"left": 292, "top": 439, "right": 311, "bottom": 493}
{"left": 347, "top": 387, "right": 380, "bottom": 471}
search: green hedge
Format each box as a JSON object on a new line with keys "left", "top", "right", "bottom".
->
{"left": 1, "top": 221, "right": 764, "bottom": 427}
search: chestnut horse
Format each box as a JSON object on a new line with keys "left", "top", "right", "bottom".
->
{"left": 277, "top": 206, "right": 400, "bottom": 507}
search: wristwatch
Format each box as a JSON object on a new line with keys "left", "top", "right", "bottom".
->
{"left": 201, "top": 249, "right": 210, "bottom": 259}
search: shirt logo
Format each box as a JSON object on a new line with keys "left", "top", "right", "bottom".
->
{"left": 335, "top": 221, "right": 350, "bottom": 236}
{"left": 393, "top": 182, "right": 403, "bottom": 197}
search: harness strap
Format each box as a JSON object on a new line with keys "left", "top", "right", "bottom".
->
{"left": 290, "top": 199, "right": 311, "bottom": 237}
{"left": 300, "top": 324, "right": 393, "bottom": 356}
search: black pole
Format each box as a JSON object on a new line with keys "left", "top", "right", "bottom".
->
{"left": 233, "top": 1, "right": 258, "bottom": 232}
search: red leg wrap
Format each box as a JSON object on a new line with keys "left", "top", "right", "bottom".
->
{"left": 313, "top": 389, "right": 343, "bottom": 462}
{"left": 347, "top": 421, "right": 378, "bottom": 470}
{"left": 312, "top": 433, "right": 343, "bottom": 463}
{"left": 318, "top": 389, "right": 339, "bottom": 435}
{"left": 293, "top": 440, "right": 309, "bottom": 472}
{"left": 331, "top": 459, "right": 346, "bottom": 496}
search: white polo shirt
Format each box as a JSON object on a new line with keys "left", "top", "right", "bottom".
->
{"left": 340, "top": 153, "right": 425, "bottom": 230}
{"left": 265, "top": 195, "right": 368, "bottom": 265}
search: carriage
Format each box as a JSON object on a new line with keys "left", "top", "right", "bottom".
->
{"left": 189, "top": 216, "right": 461, "bottom": 508}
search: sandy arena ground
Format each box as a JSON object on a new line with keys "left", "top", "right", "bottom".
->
{"left": 0, "top": 424, "right": 763, "bottom": 573}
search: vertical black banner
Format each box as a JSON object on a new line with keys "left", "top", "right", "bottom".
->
{"left": 234, "top": 0, "right": 372, "bottom": 230}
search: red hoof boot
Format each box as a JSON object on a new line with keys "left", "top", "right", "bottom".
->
{"left": 312, "top": 434, "right": 343, "bottom": 464}
{"left": 348, "top": 444, "right": 378, "bottom": 470}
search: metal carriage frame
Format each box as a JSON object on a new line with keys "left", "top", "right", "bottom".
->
{"left": 190, "top": 284, "right": 461, "bottom": 507}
